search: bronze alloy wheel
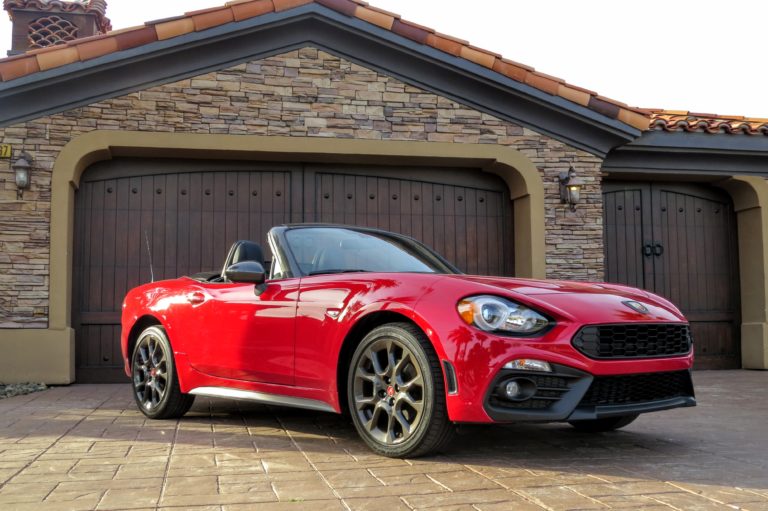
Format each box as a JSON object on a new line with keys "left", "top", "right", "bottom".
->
{"left": 348, "top": 323, "right": 454, "bottom": 457}
{"left": 353, "top": 337, "right": 425, "bottom": 444}
{"left": 131, "top": 325, "right": 195, "bottom": 420}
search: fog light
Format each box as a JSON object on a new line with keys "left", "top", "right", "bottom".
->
{"left": 503, "top": 359, "right": 552, "bottom": 372}
{"left": 505, "top": 381, "right": 521, "bottom": 399}
{"left": 499, "top": 377, "right": 537, "bottom": 402}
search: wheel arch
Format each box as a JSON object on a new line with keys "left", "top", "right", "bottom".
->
{"left": 335, "top": 309, "right": 448, "bottom": 415}
{"left": 125, "top": 315, "right": 165, "bottom": 369}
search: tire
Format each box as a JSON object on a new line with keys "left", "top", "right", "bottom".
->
{"left": 568, "top": 414, "right": 639, "bottom": 433}
{"left": 131, "top": 325, "right": 195, "bottom": 420}
{"left": 347, "top": 322, "right": 455, "bottom": 457}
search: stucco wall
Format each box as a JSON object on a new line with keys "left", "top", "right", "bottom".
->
{"left": 0, "top": 47, "right": 604, "bottom": 328}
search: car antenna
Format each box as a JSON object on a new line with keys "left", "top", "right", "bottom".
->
{"left": 144, "top": 230, "right": 155, "bottom": 283}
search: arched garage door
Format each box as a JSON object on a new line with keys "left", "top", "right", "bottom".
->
{"left": 73, "top": 160, "right": 514, "bottom": 382}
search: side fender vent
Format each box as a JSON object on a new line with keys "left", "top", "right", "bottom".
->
{"left": 443, "top": 360, "right": 458, "bottom": 395}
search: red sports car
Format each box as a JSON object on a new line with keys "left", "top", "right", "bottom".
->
{"left": 121, "top": 224, "right": 695, "bottom": 457}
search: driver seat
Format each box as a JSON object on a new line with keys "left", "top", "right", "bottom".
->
{"left": 222, "top": 240, "right": 265, "bottom": 280}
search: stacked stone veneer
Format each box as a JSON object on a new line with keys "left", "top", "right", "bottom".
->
{"left": 0, "top": 47, "right": 604, "bottom": 328}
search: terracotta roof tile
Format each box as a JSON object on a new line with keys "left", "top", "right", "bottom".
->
{"left": 498, "top": 57, "right": 534, "bottom": 72}
{"left": 76, "top": 36, "right": 119, "bottom": 61}
{"left": 229, "top": 0, "right": 275, "bottom": 21}
{"left": 36, "top": 46, "right": 79, "bottom": 71}
{"left": 588, "top": 96, "right": 620, "bottom": 119}
{"left": 426, "top": 33, "right": 463, "bottom": 57}
{"left": 189, "top": 7, "right": 235, "bottom": 31}
{"left": 359, "top": 4, "right": 400, "bottom": 19}
{"left": 434, "top": 31, "right": 468, "bottom": 45}
{"left": 354, "top": 5, "right": 395, "bottom": 30}
{"left": 0, "top": 55, "right": 39, "bottom": 81}
{"left": 531, "top": 71, "right": 564, "bottom": 84}
{"left": 557, "top": 84, "right": 590, "bottom": 107}
{"left": 24, "top": 42, "right": 70, "bottom": 56}
{"left": 467, "top": 44, "right": 501, "bottom": 59}
{"left": 316, "top": 0, "right": 358, "bottom": 16}
{"left": 563, "top": 82, "right": 598, "bottom": 96}
{"left": 595, "top": 94, "right": 627, "bottom": 109}
{"left": 114, "top": 26, "right": 158, "bottom": 51}
{"left": 525, "top": 72, "right": 559, "bottom": 96}
{"left": 618, "top": 109, "right": 651, "bottom": 131}
{"left": 144, "top": 14, "right": 189, "bottom": 26}
{"left": 651, "top": 112, "right": 768, "bottom": 136}
{"left": 65, "top": 32, "right": 112, "bottom": 45}
{"left": 459, "top": 45, "right": 495, "bottom": 68}
{"left": 492, "top": 58, "right": 528, "bottom": 82}
{"left": 391, "top": 18, "right": 431, "bottom": 44}
{"left": 273, "top": 0, "right": 313, "bottom": 11}
{"left": 155, "top": 17, "right": 196, "bottom": 40}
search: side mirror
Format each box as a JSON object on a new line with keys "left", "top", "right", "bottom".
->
{"left": 224, "top": 261, "right": 266, "bottom": 284}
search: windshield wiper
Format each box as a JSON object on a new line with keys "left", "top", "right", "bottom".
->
{"left": 308, "top": 269, "right": 371, "bottom": 276}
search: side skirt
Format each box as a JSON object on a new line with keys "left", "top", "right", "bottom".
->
{"left": 188, "top": 386, "right": 336, "bottom": 413}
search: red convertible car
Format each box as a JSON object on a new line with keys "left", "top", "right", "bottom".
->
{"left": 121, "top": 224, "right": 695, "bottom": 457}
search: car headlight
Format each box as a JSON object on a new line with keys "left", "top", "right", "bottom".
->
{"left": 457, "top": 295, "right": 550, "bottom": 335}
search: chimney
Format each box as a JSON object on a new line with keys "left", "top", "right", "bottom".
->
{"left": 4, "top": 0, "right": 112, "bottom": 56}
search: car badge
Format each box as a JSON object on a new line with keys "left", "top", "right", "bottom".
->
{"left": 622, "top": 300, "right": 649, "bottom": 314}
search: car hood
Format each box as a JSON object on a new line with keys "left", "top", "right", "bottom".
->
{"left": 443, "top": 275, "right": 685, "bottom": 322}
{"left": 448, "top": 276, "right": 644, "bottom": 296}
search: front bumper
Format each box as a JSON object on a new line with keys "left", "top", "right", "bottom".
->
{"left": 483, "top": 363, "right": 696, "bottom": 422}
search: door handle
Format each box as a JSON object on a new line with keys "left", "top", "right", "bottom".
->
{"left": 187, "top": 292, "right": 205, "bottom": 305}
{"left": 643, "top": 243, "right": 653, "bottom": 257}
{"left": 654, "top": 243, "right": 664, "bottom": 256}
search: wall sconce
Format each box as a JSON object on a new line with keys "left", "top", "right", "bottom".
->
{"left": 12, "top": 151, "right": 32, "bottom": 199}
{"left": 558, "top": 166, "right": 584, "bottom": 211}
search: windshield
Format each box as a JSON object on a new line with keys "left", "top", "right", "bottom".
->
{"left": 284, "top": 227, "right": 457, "bottom": 276}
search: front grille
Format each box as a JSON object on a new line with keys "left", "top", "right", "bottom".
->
{"left": 579, "top": 370, "right": 693, "bottom": 407}
{"left": 573, "top": 324, "right": 691, "bottom": 359}
{"left": 490, "top": 374, "right": 571, "bottom": 410}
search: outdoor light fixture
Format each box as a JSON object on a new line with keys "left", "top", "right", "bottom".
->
{"left": 558, "top": 166, "right": 584, "bottom": 211}
{"left": 12, "top": 151, "right": 32, "bottom": 199}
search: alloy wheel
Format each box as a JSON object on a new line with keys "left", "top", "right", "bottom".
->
{"left": 352, "top": 338, "right": 425, "bottom": 445}
{"left": 132, "top": 331, "right": 168, "bottom": 411}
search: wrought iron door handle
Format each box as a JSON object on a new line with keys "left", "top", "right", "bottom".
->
{"left": 643, "top": 244, "right": 653, "bottom": 257}
{"left": 654, "top": 243, "right": 664, "bottom": 256}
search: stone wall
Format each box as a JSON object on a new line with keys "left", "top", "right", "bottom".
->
{"left": 0, "top": 47, "right": 604, "bottom": 327}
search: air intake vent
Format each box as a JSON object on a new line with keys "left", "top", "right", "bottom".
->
{"left": 579, "top": 370, "right": 694, "bottom": 407}
{"left": 573, "top": 324, "right": 691, "bottom": 359}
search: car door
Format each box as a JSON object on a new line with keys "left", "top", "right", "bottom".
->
{"left": 186, "top": 278, "right": 299, "bottom": 385}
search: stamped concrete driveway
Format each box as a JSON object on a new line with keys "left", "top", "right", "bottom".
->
{"left": 0, "top": 370, "right": 766, "bottom": 511}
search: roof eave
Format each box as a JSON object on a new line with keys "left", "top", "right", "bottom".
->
{"left": 604, "top": 130, "right": 768, "bottom": 178}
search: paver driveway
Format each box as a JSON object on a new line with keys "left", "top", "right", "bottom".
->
{"left": 0, "top": 370, "right": 766, "bottom": 510}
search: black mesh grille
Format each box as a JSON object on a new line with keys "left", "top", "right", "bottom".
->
{"left": 490, "top": 374, "right": 571, "bottom": 410}
{"left": 579, "top": 371, "right": 693, "bottom": 407}
{"left": 572, "top": 324, "right": 691, "bottom": 359}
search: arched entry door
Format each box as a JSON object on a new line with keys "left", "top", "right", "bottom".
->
{"left": 72, "top": 159, "right": 514, "bottom": 382}
{"left": 603, "top": 181, "right": 740, "bottom": 369}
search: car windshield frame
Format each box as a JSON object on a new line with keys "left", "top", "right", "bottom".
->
{"left": 271, "top": 225, "right": 461, "bottom": 278}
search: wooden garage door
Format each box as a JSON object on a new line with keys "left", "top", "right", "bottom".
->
{"left": 73, "top": 162, "right": 513, "bottom": 382}
{"left": 603, "top": 182, "right": 740, "bottom": 369}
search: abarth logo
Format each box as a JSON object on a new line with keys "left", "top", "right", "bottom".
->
{"left": 623, "top": 300, "right": 649, "bottom": 314}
